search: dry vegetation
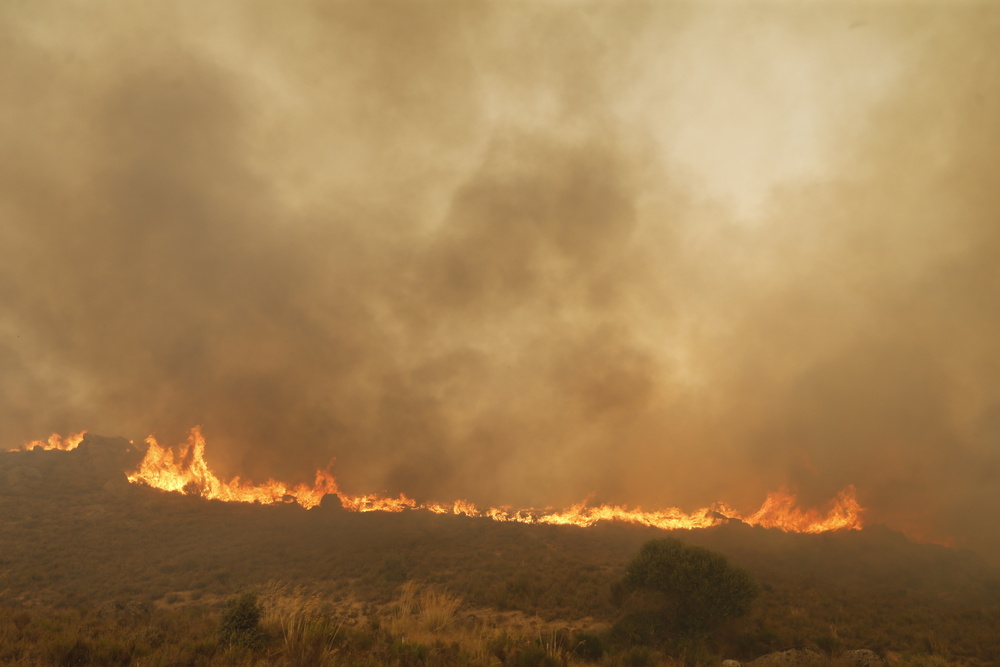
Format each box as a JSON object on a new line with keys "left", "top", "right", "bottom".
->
{"left": 2, "top": 444, "right": 999, "bottom": 666}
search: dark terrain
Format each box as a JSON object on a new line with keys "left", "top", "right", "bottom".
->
{"left": 1, "top": 436, "right": 998, "bottom": 666}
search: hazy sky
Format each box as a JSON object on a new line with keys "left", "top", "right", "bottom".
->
{"left": 2, "top": 1, "right": 998, "bottom": 560}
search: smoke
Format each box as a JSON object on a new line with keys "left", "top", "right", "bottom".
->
{"left": 2, "top": 1, "right": 998, "bottom": 560}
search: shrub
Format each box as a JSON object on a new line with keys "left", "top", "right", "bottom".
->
{"left": 615, "top": 538, "right": 759, "bottom": 642}
{"left": 573, "top": 631, "right": 607, "bottom": 661}
{"left": 217, "top": 591, "right": 266, "bottom": 650}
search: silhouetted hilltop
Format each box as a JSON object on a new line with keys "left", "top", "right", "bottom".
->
{"left": 2, "top": 434, "right": 142, "bottom": 495}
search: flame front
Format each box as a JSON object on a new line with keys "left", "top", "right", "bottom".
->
{"left": 744, "top": 485, "right": 862, "bottom": 533}
{"left": 125, "top": 428, "right": 864, "bottom": 532}
{"left": 8, "top": 431, "right": 87, "bottom": 453}
{"left": 126, "top": 427, "right": 338, "bottom": 510}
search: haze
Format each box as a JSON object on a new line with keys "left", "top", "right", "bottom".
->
{"left": 2, "top": 1, "right": 998, "bottom": 561}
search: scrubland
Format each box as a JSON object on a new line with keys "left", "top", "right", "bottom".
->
{"left": 1, "top": 444, "right": 999, "bottom": 666}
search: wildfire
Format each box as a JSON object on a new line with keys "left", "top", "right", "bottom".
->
{"left": 744, "top": 485, "right": 862, "bottom": 533}
{"left": 7, "top": 431, "right": 87, "bottom": 453}
{"left": 122, "top": 427, "right": 864, "bottom": 533}
{"left": 126, "top": 427, "right": 338, "bottom": 510}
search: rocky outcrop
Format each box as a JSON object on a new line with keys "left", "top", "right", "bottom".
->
{"left": 747, "top": 648, "right": 885, "bottom": 667}
{"left": 840, "top": 649, "right": 885, "bottom": 667}
{"left": 751, "top": 648, "right": 825, "bottom": 665}
{"left": 319, "top": 492, "right": 347, "bottom": 512}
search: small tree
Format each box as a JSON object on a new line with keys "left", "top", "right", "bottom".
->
{"left": 614, "top": 538, "right": 758, "bottom": 645}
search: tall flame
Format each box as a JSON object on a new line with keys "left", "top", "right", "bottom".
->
{"left": 124, "top": 428, "right": 864, "bottom": 533}
{"left": 126, "top": 427, "right": 338, "bottom": 509}
{"left": 8, "top": 431, "right": 87, "bottom": 453}
{"left": 744, "top": 485, "right": 862, "bottom": 533}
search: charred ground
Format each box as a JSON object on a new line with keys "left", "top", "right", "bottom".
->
{"left": 2, "top": 438, "right": 999, "bottom": 665}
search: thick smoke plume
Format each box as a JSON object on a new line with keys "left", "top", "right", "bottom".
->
{"left": 2, "top": 2, "right": 998, "bottom": 560}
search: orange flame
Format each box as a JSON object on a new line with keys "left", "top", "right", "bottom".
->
{"left": 743, "top": 485, "right": 862, "bottom": 533}
{"left": 339, "top": 492, "right": 418, "bottom": 513}
{"left": 8, "top": 431, "right": 87, "bottom": 453}
{"left": 126, "top": 427, "right": 338, "bottom": 509}
{"left": 123, "top": 428, "right": 865, "bottom": 533}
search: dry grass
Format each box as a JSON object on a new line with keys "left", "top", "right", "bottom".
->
{"left": 1, "top": 581, "right": 989, "bottom": 667}
{"left": 382, "top": 581, "right": 627, "bottom": 666}
{"left": 3, "top": 451, "right": 1000, "bottom": 665}
{"left": 419, "top": 583, "right": 464, "bottom": 632}
{"left": 258, "top": 581, "right": 344, "bottom": 666}
{"left": 388, "top": 580, "right": 464, "bottom": 639}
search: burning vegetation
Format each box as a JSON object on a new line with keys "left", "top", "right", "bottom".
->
{"left": 123, "top": 427, "right": 862, "bottom": 533}
{"left": 1, "top": 433, "right": 997, "bottom": 667}
{"left": 7, "top": 431, "right": 87, "bottom": 453}
{"left": 126, "top": 428, "right": 339, "bottom": 510}
{"left": 4, "top": 1, "right": 1000, "bottom": 663}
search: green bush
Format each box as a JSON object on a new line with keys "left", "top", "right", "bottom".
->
{"left": 217, "top": 591, "right": 266, "bottom": 650}
{"left": 573, "top": 631, "right": 607, "bottom": 661}
{"left": 615, "top": 538, "right": 759, "bottom": 641}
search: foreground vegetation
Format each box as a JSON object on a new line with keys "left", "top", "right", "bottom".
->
{"left": 2, "top": 442, "right": 999, "bottom": 665}
{"left": 5, "top": 579, "right": 997, "bottom": 667}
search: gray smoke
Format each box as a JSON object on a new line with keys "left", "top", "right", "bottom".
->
{"left": 2, "top": 1, "right": 998, "bottom": 561}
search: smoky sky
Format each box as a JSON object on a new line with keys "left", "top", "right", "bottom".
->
{"left": 2, "top": 2, "right": 999, "bottom": 560}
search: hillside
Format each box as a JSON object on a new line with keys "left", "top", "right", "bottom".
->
{"left": 2, "top": 437, "right": 999, "bottom": 665}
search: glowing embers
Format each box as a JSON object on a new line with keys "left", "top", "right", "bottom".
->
{"left": 8, "top": 431, "right": 87, "bottom": 452}
{"left": 125, "top": 427, "right": 864, "bottom": 533}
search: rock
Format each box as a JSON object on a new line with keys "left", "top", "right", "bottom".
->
{"left": 319, "top": 492, "right": 347, "bottom": 512}
{"left": 840, "top": 649, "right": 885, "bottom": 667}
{"left": 752, "top": 648, "right": 825, "bottom": 666}
{"left": 722, "top": 660, "right": 743, "bottom": 667}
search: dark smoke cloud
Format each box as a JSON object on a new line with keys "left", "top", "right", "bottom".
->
{"left": 2, "top": 2, "right": 998, "bottom": 561}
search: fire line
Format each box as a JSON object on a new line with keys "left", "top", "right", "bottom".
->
{"left": 30, "top": 427, "right": 866, "bottom": 533}
{"left": 7, "top": 431, "right": 87, "bottom": 453}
